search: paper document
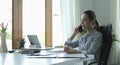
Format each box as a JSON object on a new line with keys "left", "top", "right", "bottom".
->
{"left": 57, "top": 53, "right": 86, "bottom": 58}
{"left": 27, "top": 51, "right": 58, "bottom": 58}
{"left": 40, "top": 47, "right": 54, "bottom": 50}
{"left": 27, "top": 54, "right": 57, "bottom": 58}
{"left": 49, "top": 48, "right": 64, "bottom": 52}
{"left": 27, "top": 53, "right": 86, "bottom": 58}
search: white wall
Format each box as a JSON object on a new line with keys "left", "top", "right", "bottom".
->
{"left": 94, "top": 0, "right": 111, "bottom": 25}
{"left": 79, "top": 0, "right": 95, "bottom": 15}
{"left": 79, "top": 0, "right": 112, "bottom": 25}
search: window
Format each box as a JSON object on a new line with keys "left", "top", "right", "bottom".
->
{"left": 22, "top": 0, "right": 45, "bottom": 48}
{"left": 0, "top": 0, "right": 12, "bottom": 50}
{"left": 52, "top": 0, "right": 64, "bottom": 47}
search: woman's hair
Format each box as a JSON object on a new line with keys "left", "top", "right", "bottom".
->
{"left": 84, "top": 10, "right": 99, "bottom": 30}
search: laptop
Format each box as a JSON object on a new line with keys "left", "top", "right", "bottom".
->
{"left": 18, "top": 35, "right": 54, "bottom": 54}
{"left": 27, "top": 35, "right": 41, "bottom": 48}
{"left": 17, "top": 35, "right": 42, "bottom": 53}
{"left": 27, "top": 35, "right": 54, "bottom": 50}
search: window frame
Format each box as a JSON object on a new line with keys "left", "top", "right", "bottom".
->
{"left": 12, "top": 0, "right": 52, "bottom": 49}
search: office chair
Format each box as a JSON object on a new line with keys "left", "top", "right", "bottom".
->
{"left": 88, "top": 24, "right": 112, "bottom": 65}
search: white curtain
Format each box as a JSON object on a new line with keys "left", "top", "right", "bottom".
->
{"left": 60, "top": 1, "right": 82, "bottom": 64}
{"left": 60, "top": 0, "right": 81, "bottom": 42}
{"left": 108, "top": 0, "right": 120, "bottom": 65}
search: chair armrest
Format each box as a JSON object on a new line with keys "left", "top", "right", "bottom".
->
{"left": 88, "top": 61, "right": 104, "bottom": 65}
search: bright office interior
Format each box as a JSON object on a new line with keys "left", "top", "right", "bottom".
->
{"left": 0, "top": 0, "right": 120, "bottom": 65}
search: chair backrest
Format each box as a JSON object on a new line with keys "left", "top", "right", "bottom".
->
{"left": 27, "top": 35, "right": 41, "bottom": 48}
{"left": 97, "top": 24, "right": 112, "bottom": 65}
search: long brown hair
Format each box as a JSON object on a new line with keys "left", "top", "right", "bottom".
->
{"left": 84, "top": 10, "right": 99, "bottom": 30}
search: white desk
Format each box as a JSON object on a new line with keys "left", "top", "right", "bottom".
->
{"left": 0, "top": 49, "right": 94, "bottom": 65}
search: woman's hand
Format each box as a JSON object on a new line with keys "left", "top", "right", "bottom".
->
{"left": 73, "top": 26, "right": 80, "bottom": 34}
{"left": 70, "top": 26, "right": 80, "bottom": 40}
{"left": 64, "top": 46, "right": 72, "bottom": 52}
{"left": 64, "top": 46, "right": 80, "bottom": 54}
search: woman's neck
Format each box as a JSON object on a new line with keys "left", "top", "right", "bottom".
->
{"left": 87, "top": 28, "right": 94, "bottom": 34}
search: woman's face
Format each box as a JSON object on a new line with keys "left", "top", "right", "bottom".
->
{"left": 80, "top": 13, "right": 93, "bottom": 30}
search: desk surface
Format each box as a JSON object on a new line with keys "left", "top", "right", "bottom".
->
{"left": 0, "top": 49, "right": 94, "bottom": 65}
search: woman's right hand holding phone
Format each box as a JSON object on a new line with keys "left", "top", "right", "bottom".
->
{"left": 70, "top": 25, "right": 83, "bottom": 40}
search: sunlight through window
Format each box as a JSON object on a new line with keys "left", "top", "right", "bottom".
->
{"left": 22, "top": 0, "right": 45, "bottom": 48}
{"left": 52, "top": 0, "right": 64, "bottom": 47}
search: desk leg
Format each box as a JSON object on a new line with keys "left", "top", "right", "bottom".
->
{"left": 83, "top": 61, "right": 87, "bottom": 65}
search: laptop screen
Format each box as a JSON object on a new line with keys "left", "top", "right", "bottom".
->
{"left": 27, "top": 35, "right": 41, "bottom": 48}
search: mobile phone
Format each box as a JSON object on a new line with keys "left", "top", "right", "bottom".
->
{"left": 78, "top": 25, "right": 83, "bottom": 32}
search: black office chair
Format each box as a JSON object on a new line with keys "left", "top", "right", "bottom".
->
{"left": 88, "top": 24, "right": 112, "bottom": 65}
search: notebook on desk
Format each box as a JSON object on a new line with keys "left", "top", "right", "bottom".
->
{"left": 27, "top": 53, "right": 86, "bottom": 58}
{"left": 56, "top": 53, "right": 86, "bottom": 58}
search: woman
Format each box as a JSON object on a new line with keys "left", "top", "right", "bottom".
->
{"left": 64, "top": 10, "right": 102, "bottom": 61}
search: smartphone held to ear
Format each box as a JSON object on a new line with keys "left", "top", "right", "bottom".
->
{"left": 78, "top": 25, "right": 83, "bottom": 32}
